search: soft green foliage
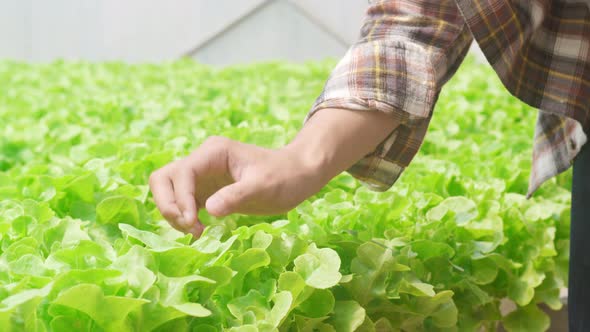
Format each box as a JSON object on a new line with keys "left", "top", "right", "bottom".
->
{"left": 0, "top": 57, "right": 569, "bottom": 331}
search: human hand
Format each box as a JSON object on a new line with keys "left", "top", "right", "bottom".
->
{"left": 149, "top": 136, "right": 330, "bottom": 237}
{"left": 150, "top": 107, "right": 400, "bottom": 238}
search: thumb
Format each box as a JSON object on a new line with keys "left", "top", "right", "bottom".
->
{"left": 206, "top": 180, "right": 254, "bottom": 217}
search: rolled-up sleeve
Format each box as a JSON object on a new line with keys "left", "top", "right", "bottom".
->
{"left": 304, "top": 0, "right": 473, "bottom": 191}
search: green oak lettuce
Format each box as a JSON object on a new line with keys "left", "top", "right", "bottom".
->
{"left": 0, "top": 58, "right": 569, "bottom": 331}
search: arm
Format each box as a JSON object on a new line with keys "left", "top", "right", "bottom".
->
{"left": 149, "top": 108, "right": 399, "bottom": 237}
{"left": 306, "top": 0, "right": 474, "bottom": 190}
{"left": 149, "top": 0, "right": 473, "bottom": 237}
{"left": 284, "top": 108, "right": 401, "bottom": 184}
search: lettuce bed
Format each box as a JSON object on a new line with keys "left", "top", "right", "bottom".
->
{"left": 0, "top": 58, "right": 570, "bottom": 331}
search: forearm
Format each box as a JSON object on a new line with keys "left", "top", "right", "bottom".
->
{"left": 279, "top": 0, "right": 472, "bottom": 191}
{"left": 281, "top": 108, "right": 400, "bottom": 182}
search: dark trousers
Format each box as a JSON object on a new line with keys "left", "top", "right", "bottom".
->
{"left": 569, "top": 141, "right": 590, "bottom": 331}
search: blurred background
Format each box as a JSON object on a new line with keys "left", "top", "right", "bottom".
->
{"left": 0, "top": 0, "right": 486, "bottom": 65}
{"left": 0, "top": 0, "right": 368, "bottom": 65}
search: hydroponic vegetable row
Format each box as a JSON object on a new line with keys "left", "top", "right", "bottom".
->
{"left": 0, "top": 58, "right": 570, "bottom": 331}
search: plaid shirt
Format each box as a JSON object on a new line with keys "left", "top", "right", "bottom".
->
{"left": 305, "top": 0, "right": 589, "bottom": 197}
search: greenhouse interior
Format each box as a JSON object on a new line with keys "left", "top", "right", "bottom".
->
{"left": 1, "top": 0, "right": 588, "bottom": 331}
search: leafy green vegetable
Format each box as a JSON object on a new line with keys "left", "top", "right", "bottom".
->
{"left": 0, "top": 57, "right": 568, "bottom": 331}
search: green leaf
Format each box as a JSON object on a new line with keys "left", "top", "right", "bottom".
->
{"left": 46, "top": 240, "right": 111, "bottom": 270}
{"left": 411, "top": 240, "right": 455, "bottom": 260}
{"left": 471, "top": 256, "right": 498, "bottom": 285}
{"left": 430, "top": 295, "right": 458, "bottom": 328}
{"left": 110, "top": 245, "right": 156, "bottom": 296}
{"left": 41, "top": 217, "right": 91, "bottom": 251}
{"left": 227, "top": 289, "right": 268, "bottom": 322}
{"left": 119, "top": 224, "right": 180, "bottom": 251}
{"left": 502, "top": 304, "right": 550, "bottom": 332}
{"left": 349, "top": 242, "right": 409, "bottom": 305}
{"left": 50, "top": 315, "right": 97, "bottom": 332}
{"left": 398, "top": 280, "right": 436, "bottom": 297}
{"left": 49, "top": 284, "right": 149, "bottom": 331}
{"left": 508, "top": 263, "right": 545, "bottom": 306}
{"left": 49, "top": 269, "right": 122, "bottom": 299}
{"left": 297, "top": 289, "right": 335, "bottom": 318}
{"left": 97, "top": 196, "right": 142, "bottom": 226}
{"left": 294, "top": 244, "right": 342, "bottom": 289}
{"left": 252, "top": 230, "right": 273, "bottom": 249}
{"left": 278, "top": 272, "right": 306, "bottom": 304}
{"left": 327, "top": 301, "right": 365, "bottom": 332}
{"left": 230, "top": 248, "right": 271, "bottom": 275}
{"left": 157, "top": 273, "right": 214, "bottom": 317}
{"left": 8, "top": 254, "right": 47, "bottom": 276}
{"left": 269, "top": 291, "right": 292, "bottom": 327}
{"left": 62, "top": 173, "right": 97, "bottom": 203}
{"left": 170, "top": 302, "right": 211, "bottom": 317}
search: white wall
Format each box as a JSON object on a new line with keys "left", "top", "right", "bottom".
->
{"left": 0, "top": 0, "right": 367, "bottom": 65}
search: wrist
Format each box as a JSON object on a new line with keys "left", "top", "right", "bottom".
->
{"left": 278, "top": 139, "right": 336, "bottom": 184}
{"left": 279, "top": 106, "right": 400, "bottom": 187}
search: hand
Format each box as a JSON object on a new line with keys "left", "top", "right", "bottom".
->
{"left": 150, "top": 108, "right": 400, "bottom": 238}
{"left": 149, "top": 136, "right": 330, "bottom": 237}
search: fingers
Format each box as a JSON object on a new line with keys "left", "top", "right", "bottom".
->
{"left": 149, "top": 169, "right": 185, "bottom": 232}
{"left": 206, "top": 180, "right": 255, "bottom": 217}
{"left": 171, "top": 166, "right": 199, "bottom": 228}
{"left": 150, "top": 166, "right": 205, "bottom": 236}
{"left": 150, "top": 136, "right": 235, "bottom": 237}
{"left": 188, "top": 222, "right": 205, "bottom": 238}
{"left": 186, "top": 136, "right": 231, "bottom": 176}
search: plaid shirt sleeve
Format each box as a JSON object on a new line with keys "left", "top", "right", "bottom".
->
{"left": 306, "top": 0, "right": 589, "bottom": 197}
{"left": 455, "top": 0, "right": 589, "bottom": 197}
{"left": 304, "top": 0, "right": 473, "bottom": 191}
